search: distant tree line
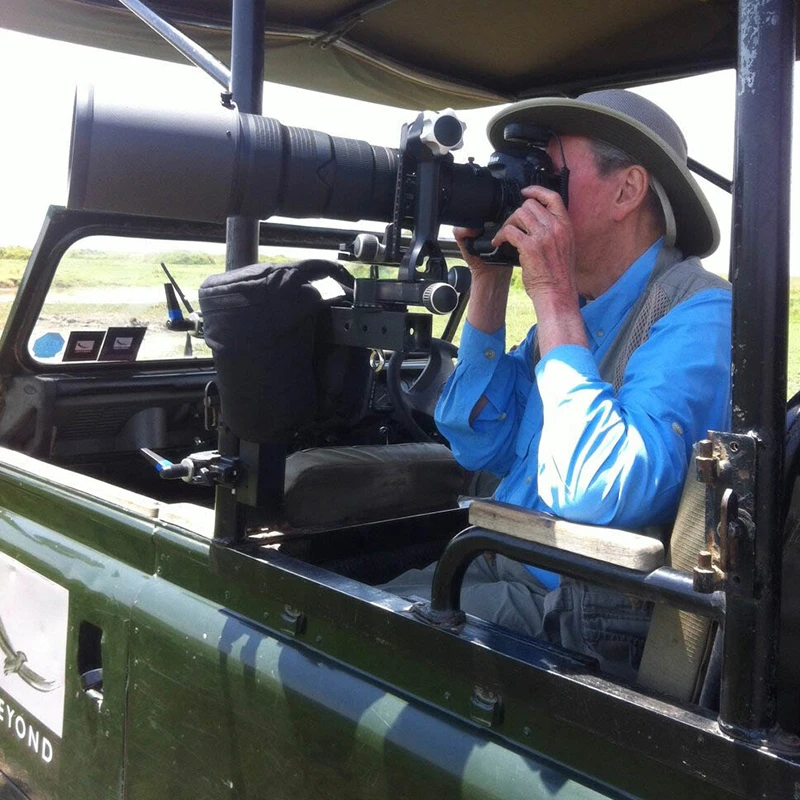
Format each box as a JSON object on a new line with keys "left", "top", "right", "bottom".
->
{"left": 0, "top": 246, "right": 32, "bottom": 260}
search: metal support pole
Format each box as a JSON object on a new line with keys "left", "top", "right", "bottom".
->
{"left": 214, "top": 0, "right": 267, "bottom": 543}
{"left": 225, "top": 0, "right": 265, "bottom": 266}
{"left": 687, "top": 157, "right": 732, "bottom": 195}
{"left": 118, "top": 0, "right": 232, "bottom": 91}
{"left": 721, "top": 0, "right": 795, "bottom": 736}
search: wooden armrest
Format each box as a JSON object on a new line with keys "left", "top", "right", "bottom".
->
{"left": 468, "top": 500, "right": 665, "bottom": 572}
{"left": 0, "top": 446, "right": 160, "bottom": 519}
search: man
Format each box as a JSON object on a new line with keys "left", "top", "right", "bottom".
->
{"left": 385, "top": 90, "right": 731, "bottom": 680}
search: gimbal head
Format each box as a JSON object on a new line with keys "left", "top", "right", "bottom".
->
{"left": 342, "top": 108, "right": 469, "bottom": 322}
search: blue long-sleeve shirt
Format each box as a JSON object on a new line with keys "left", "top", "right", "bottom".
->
{"left": 435, "top": 240, "right": 731, "bottom": 589}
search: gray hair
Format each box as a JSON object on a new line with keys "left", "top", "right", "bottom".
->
{"left": 588, "top": 139, "right": 665, "bottom": 230}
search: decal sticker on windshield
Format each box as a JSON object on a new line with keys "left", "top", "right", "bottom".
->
{"left": 97, "top": 326, "right": 146, "bottom": 362}
{"left": 31, "top": 332, "right": 65, "bottom": 360}
{"left": 0, "top": 551, "right": 68, "bottom": 765}
{"left": 62, "top": 330, "right": 105, "bottom": 362}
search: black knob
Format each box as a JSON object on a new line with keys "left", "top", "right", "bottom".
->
{"left": 447, "top": 266, "right": 472, "bottom": 294}
{"left": 422, "top": 282, "right": 458, "bottom": 315}
{"left": 353, "top": 233, "right": 385, "bottom": 263}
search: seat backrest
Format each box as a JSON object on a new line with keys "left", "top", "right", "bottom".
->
{"left": 641, "top": 398, "right": 800, "bottom": 708}
{"left": 637, "top": 451, "right": 716, "bottom": 701}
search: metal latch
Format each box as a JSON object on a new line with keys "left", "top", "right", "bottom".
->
{"left": 204, "top": 380, "right": 220, "bottom": 431}
{"left": 280, "top": 606, "right": 306, "bottom": 637}
{"left": 693, "top": 488, "right": 736, "bottom": 593}
{"left": 692, "top": 435, "right": 756, "bottom": 596}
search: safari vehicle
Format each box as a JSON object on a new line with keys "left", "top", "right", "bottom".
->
{"left": 0, "top": 0, "right": 798, "bottom": 798}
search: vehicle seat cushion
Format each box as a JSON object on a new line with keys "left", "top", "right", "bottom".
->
{"left": 283, "top": 443, "right": 467, "bottom": 528}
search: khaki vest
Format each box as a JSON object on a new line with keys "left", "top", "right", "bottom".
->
{"left": 598, "top": 245, "right": 730, "bottom": 390}
{"left": 532, "top": 245, "right": 729, "bottom": 388}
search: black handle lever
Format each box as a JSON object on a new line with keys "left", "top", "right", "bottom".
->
{"left": 140, "top": 447, "right": 191, "bottom": 480}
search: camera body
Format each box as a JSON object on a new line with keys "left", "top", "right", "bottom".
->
{"left": 464, "top": 135, "right": 569, "bottom": 265}
{"left": 352, "top": 115, "right": 569, "bottom": 287}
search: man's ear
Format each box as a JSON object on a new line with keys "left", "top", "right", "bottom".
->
{"left": 611, "top": 165, "right": 649, "bottom": 221}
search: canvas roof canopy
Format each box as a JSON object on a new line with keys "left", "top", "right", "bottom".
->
{"left": 3, "top": 0, "right": 793, "bottom": 109}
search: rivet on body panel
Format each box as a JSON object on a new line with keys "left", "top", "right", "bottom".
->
{"left": 280, "top": 606, "right": 306, "bottom": 636}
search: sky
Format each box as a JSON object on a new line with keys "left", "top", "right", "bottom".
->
{"left": 0, "top": 26, "right": 791, "bottom": 276}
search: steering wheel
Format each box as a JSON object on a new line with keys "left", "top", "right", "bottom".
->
{"left": 386, "top": 338, "right": 459, "bottom": 442}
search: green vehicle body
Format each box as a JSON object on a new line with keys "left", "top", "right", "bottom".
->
{"left": 2, "top": 1, "right": 800, "bottom": 798}
{"left": 0, "top": 421, "right": 777, "bottom": 800}
{"left": 0, "top": 439, "right": 630, "bottom": 800}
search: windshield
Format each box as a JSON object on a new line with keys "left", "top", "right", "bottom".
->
{"left": 23, "top": 235, "right": 464, "bottom": 365}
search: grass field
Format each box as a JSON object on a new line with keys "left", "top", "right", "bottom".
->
{"left": 2, "top": 249, "right": 800, "bottom": 396}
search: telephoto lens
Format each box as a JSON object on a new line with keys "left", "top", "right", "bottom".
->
{"left": 68, "top": 85, "right": 399, "bottom": 224}
{"left": 68, "top": 86, "right": 511, "bottom": 230}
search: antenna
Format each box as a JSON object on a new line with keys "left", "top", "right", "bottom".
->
{"left": 161, "top": 262, "right": 195, "bottom": 314}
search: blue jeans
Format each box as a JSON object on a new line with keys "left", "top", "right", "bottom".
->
{"left": 382, "top": 554, "right": 652, "bottom": 682}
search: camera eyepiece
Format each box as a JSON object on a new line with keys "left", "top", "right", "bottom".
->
{"left": 503, "top": 123, "right": 552, "bottom": 148}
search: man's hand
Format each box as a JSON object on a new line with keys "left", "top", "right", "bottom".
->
{"left": 454, "top": 226, "right": 513, "bottom": 335}
{"left": 492, "top": 186, "right": 588, "bottom": 356}
{"left": 453, "top": 227, "right": 503, "bottom": 275}
{"left": 491, "top": 185, "right": 578, "bottom": 302}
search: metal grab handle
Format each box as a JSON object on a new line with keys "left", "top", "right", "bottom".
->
{"left": 429, "top": 526, "right": 725, "bottom": 621}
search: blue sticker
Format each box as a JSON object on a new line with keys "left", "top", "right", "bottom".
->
{"left": 32, "top": 332, "right": 65, "bottom": 359}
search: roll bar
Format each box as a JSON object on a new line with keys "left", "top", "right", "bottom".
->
{"left": 118, "top": 0, "right": 796, "bottom": 746}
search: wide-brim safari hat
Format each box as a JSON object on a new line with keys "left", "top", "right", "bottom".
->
{"left": 487, "top": 90, "right": 719, "bottom": 258}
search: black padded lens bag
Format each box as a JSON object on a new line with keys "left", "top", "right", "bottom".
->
{"left": 199, "top": 259, "right": 353, "bottom": 443}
